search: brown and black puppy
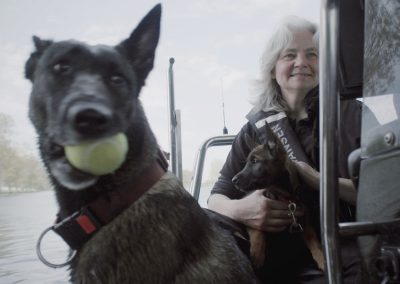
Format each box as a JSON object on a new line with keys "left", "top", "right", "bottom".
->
{"left": 26, "top": 4, "right": 257, "bottom": 283}
{"left": 232, "top": 125, "right": 324, "bottom": 270}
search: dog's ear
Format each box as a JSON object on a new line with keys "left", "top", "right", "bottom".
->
{"left": 264, "top": 139, "right": 277, "bottom": 157}
{"left": 25, "top": 36, "right": 53, "bottom": 81}
{"left": 244, "top": 133, "right": 259, "bottom": 150}
{"left": 264, "top": 125, "right": 278, "bottom": 157}
{"left": 117, "top": 4, "right": 161, "bottom": 91}
{"left": 33, "top": 36, "right": 53, "bottom": 52}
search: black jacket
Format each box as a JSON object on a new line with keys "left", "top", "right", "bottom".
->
{"left": 209, "top": 89, "right": 363, "bottom": 282}
{"left": 211, "top": 89, "right": 362, "bottom": 223}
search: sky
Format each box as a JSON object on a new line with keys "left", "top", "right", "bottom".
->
{"left": 0, "top": 0, "right": 320, "bottom": 174}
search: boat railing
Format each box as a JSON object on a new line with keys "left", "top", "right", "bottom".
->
{"left": 189, "top": 135, "right": 235, "bottom": 201}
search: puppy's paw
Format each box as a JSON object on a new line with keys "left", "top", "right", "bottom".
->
{"left": 305, "top": 227, "right": 325, "bottom": 271}
{"left": 248, "top": 228, "right": 266, "bottom": 268}
{"left": 250, "top": 248, "right": 265, "bottom": 268}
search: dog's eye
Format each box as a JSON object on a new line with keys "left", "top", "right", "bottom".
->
{"left": 110, "top": 75, "right": 126, "bottom": 86}
{"left": 251, "top": 158, "right": 258, "bottom": 164}
{"left": 53, "top": 62, "right": 71, "bottom": 74}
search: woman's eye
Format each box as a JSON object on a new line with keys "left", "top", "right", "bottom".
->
{"left": 283, "top": 53, "right": 295, "bottom": 59}
{"left": 53, "top": 62, "right": 71, "bottom": 74}
{"left": 307, "top": 52, "right": 318, "bottom": 58}
{"left": 110, "top": 75, "right": 126, "bottom": 86}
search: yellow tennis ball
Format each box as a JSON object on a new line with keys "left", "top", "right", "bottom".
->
{"left": 65, "top": 133, "right": 129, "bottom": 176}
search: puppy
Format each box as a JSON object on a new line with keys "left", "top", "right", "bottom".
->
{"left": 232, "top": 126, "right": 324, "bottom": 270}
{"left": 26, "top": 4, "right": 257, "bottom": 283}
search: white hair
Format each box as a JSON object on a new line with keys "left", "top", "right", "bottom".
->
{"left": 249, "top": 16, "right": 319, "bottom": 113}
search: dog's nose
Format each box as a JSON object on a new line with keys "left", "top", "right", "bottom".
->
{"left": 68, "top": 104, "right": 113, "bottom": 135}
{"left": 231, "top": 175, "right": 243, "bottom": 191}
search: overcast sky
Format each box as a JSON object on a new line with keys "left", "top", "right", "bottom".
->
{"left": 0, "top": 0, "right": 320, "bottom": 173}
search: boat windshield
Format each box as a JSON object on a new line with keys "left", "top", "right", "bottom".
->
{"left": 361, "top": 0, "right": 400, "bottom": 151}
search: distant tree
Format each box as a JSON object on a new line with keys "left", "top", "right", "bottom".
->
{"left": 0, "top": 113, "right": 50, "bottom": 192}
{"left": 0, "top": 114, "right": 14, "bottom": 189}
{"left": 181, "top": 169, "right": 193, "bottom": 189}
{"left": 0, "top": 113, "right": 13, "bottom": 141}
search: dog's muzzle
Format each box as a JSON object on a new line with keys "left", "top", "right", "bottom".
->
{"left": 67, "top": 102, "right": 113, "bottom": 135}
{"left": 56, "top": 98, "right": 122, "bottom": 145}
{"left": 231, "top": 174, "right": 252, "bottom": 192}
{"left": 49, "top": 99, "right": 121, "bottom": 190}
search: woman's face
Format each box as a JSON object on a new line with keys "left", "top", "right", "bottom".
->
{"left": 273, "top": 29, "right": 319, "bottom": 97}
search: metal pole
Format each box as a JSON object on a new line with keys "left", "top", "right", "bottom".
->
{"left": 220, "top": 77, "right": 228, "bottom": 134}
{"left": 339, "top": 218, "right": 400, "bottom": 238}
{"left": 175, "top": 109, "right": 183, "bottom": 181}
{"left": 320, "top": 0, "right": 342, "bottom": 283}
{"left": 168, "top": 58, "right": 178, "bottom": 177}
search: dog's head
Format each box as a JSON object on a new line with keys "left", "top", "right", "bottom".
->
{"left": 25, "top": 4, "right": 161, "bottom": 190}
{"left": 232, "top": 125, "right": 289, "bottom": 192}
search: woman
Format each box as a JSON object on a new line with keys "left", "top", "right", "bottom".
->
{"left": 208, "top": 16, "right": 362, "bottom": 283}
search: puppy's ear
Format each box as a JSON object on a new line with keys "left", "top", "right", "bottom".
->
{"left": 264, "top": 140, "right": 277, "bottom": 157}
{"left": 265, "top": 124, "right": 280, "bottom": 143}
{"left": 117, "top": 4, "right": 161, "bottom": 91}
{"left": 264, "top": 125, "right": 278, "bottom": 157}
{"left": 244, "top": 133, "right": 259, "bottom": 150}
{"left": 25, "top": 36, "right": 53, "bottom": 81}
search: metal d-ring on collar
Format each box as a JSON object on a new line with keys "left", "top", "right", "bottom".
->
{"left": 36, "top": 224, "right": 77, "bottom": 268}
{"left": 35, "top": 156, "right": 167, "bottom": 269}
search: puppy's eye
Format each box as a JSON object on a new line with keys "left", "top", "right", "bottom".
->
{"left": 251, "top": 158, "right": 258, "bottom": 164}
{"left": 110, "top": 75, "right": 126, "bottom": 86}
{"left": 53, "top": 62, "right": 71, "bottom": 74}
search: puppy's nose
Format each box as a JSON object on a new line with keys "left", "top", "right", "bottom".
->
{"left": 68, "top": 104, "right": 112, "bottom": 135}
{"left": 231, "top": 175, "right": 243, "bottom": 191}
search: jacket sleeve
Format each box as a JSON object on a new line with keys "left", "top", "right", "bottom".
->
{"left": 210, "top": 122, "right": 259, "bottom": 199}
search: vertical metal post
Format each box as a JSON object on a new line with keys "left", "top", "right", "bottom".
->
{"left": 220, "top": 77, "right": 229, "bottom": 135}
{"left": 168, "top": 57, "right": 182, "bottom": 181}
{"left": 320, "top": 0, "right": 342, "bottom": 283}
{"left": 175, "top": 109, "right": 183, "bottom": 181}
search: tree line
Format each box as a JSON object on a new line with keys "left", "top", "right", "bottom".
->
{"left": 0, "top": 113, "right": 226, "bottom": 193}
{"left": 0, "top": 113, "right": 50, "bottom": 192}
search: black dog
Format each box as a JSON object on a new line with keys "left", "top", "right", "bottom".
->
{"left": 26, "top": 4, "right": 257, "bottom": 283}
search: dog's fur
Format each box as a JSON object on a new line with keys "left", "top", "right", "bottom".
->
{"left": 232, "top": 126, "right": 324, "bottom": 270}
{"left": 25, "top": 5, "right": 257, "bottom": 283}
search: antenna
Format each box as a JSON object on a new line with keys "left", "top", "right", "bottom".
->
{"left": 168, "top": 57, "right": 182, "bottom": 181}
{"left": 221, "top": 77, "right": 228, "bottom": 134}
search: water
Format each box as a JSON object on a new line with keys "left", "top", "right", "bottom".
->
{"left": 0, "top": 191, "right": 69, "bottom": 283}
{"left": 0, "top": 189, "right": 212, "bottom": 284}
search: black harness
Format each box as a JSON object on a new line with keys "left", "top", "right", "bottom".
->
{"left": 249, "top": 110, "right": 313, "bottom": 165}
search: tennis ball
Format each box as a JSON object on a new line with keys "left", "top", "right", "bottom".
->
{"left": 65, "top": 133, "right": 129, "bottom": 176}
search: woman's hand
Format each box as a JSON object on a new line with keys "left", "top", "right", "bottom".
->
{"left": 208, "top": 189, "right": 305, "bottom": 233}
{"left": 234, "top": 190, "right": 295, "bottom": 232}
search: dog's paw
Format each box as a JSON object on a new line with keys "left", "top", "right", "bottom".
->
{"left": 250, "top": 249, "right": 265, "bottom": 268}
{"left": 248, "top": 228, "right": 266, "bottom": 268}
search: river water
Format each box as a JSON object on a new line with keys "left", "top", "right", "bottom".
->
{"left": 0, "top": 191, "right": 69, "bottom": 283}
{"left": 0, "top": 189, "right": 212, "bottom": 284}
